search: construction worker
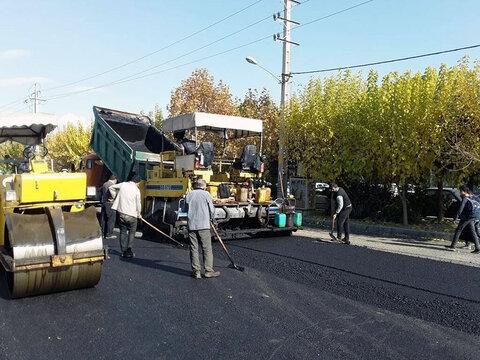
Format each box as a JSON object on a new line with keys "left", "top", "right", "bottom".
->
{"left": 109, "top": 174, "right": 142, "bottom": 258}
{"left": 185, "top": 179, "right": 220, "bottom": 279}
{"left": 331, "top": 183, "right": 353, "bottom": 245}
{"left": 99, "top": 175, "right": 117, "bottom": 239}
{"left": 445, "top": 185, "right": 480, "bottom": 253}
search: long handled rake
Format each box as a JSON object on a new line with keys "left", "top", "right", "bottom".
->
{"left": 141, "top": 217, "right": 186, "bottom": 248}
{"left": 210, "top": 222, "right": 245, "bottom": 272}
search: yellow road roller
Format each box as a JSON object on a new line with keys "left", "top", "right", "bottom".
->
{"left": 0, "top": 116, "right": 106, "bottom": 298}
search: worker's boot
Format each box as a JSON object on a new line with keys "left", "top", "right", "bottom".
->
{"left": 191, "top": 271, "right": 201, "bottom": 279}
{"left": 204, "top": 271, "right": 220, "bottom": 278}
{"left": 329, "top": 232, "right": 338, "bottom": 241}
{"left": 125, "top": 248, "right": 135, "bottom": 258}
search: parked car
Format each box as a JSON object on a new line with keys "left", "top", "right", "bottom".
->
{"left": 423, "top": 187, "right": 462, "bottom": 219}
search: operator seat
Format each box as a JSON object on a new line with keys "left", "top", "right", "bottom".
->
{"left": 233, "top": 144, "right": 261, "bottom": 172}
{"left": 199, "top": 142, "right": 214, "bottom": 167}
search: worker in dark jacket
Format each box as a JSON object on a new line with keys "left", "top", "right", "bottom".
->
{"left": 445, "top": 185, "right": 480, "bottom": 253}
{"left": 185, "top": 179, "right": 220, "bottom": 279}
{"left": 331, "top": 183, "right": 353, "bottom": 245}
{"left": 99, "top": 175, "right": 117, "bottom": 239}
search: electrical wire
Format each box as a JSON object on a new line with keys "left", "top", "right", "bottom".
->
{"left": 45, "top": 1, "right": 322, "bottom": 101}
{"left": 291, "top": 0, "right": 373, "bottom": 31}
{"left": 45, "top": 0, "right": 317, "bottom": 100}
{"left": 292, "top": 44, "right": 480, "bottom": 75}
{"left": 46, "top": 36, "right": 273, "bottom": 100}
{"left": 44, "top": 0, "right": 265, "bottom": 92}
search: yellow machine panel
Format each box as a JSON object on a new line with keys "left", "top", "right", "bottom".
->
{"left": 145, "top": 177, "right": 190, "bottom": 198}
{"left": 14, "top": 172, "right": 86, "bottom": 203}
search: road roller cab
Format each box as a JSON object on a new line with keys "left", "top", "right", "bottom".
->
{"left": 0, "top": 114, "right": 106, "bottom": 298}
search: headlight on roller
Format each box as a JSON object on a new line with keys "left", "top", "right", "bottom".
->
{"left": 5, "top": 190, "right": 17, "bottom": 202}
{"left": 86, "top": 186, "right": 96, "bottom": 197}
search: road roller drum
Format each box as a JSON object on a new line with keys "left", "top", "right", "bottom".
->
{"left": 0, "top": 206, "right": 105, "bottom": 298}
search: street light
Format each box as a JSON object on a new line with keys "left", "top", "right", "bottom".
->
{"left": 245, "top": 56, "right": 281, "bottom": 83}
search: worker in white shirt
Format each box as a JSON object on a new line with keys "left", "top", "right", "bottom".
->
{"left": 109, "top": 174, "right": 142, "bottom": 258}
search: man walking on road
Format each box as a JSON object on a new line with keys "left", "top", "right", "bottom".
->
{"left": 109, "top": 175, "right": 142, "bottom": 259}
{"left": 445, "top": 185, "right": 480, "bottom": 254}
{"left": 99, "top": 175, "right": 117, "bottom": 239}
{"left": 185, "top": 179, "right": 220, "bottom": 279}
{"left": 331, "top": 183, "right": 353, "bottom": 245}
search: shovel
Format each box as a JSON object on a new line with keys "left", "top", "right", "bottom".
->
{"left": 329, "top": 216, "right": 338, "bottom": 241}
{"left": 210, "top": 222, "right": 245, "bottom": 272}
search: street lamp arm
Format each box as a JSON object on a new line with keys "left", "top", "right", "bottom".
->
{"left": 256, "top": 63, "right": 282, "bottom": 83}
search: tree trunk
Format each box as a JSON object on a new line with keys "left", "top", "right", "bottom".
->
{"left": 436, "top": 178, "right": 444, "bottom": 222}
{"left": 400, "top": 185, "right": 408, "bottom": 226}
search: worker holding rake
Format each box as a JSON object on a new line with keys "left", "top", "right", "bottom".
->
{"left": 185, "top": 179, "right": 221, "bottom": 279}
{"left": 330, "top": 183, "right": 352, "bottom": 245}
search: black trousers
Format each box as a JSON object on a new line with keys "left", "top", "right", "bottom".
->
{"left": 337, "top": 206, "right": 352, "bottom": 240}
{"left": 451, "top": 219, "right": 480, "bottom": 250}
{"left": 117, "top": 213, "right": 137, "bottom": 252}
{"left": 101, "top": 202, "right": 116, "bottom": 237}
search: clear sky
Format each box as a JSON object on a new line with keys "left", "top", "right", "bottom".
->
{"left": 1, "top": 0, "right": 479, "bottom": 122}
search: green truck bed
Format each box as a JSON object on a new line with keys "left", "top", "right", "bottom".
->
{"left": 91, "top": 106, "right": 177, "bottom": 181}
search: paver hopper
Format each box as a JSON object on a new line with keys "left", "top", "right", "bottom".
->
{"left": 0, "top": 114, "right": 106, "bottom": 298}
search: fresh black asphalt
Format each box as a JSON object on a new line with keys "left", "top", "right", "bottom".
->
{"left": 0, "top": 233, "right": 479, "bottom": 359}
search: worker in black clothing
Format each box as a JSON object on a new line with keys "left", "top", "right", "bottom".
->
{"left": 445, "top": 185, "right": 480, "bottom": 253}
{"left": 99, "top": 175, "right": 117, "bottom": 239}
{"left": 331, "top": 183, "right": 353, "bottom": 245}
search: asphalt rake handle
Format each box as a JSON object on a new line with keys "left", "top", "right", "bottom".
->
{"left": 210, "top": 222, "right": 245, "bottom": 272}
{"left": 141, "top": 217, "right": 186, "bottom": 248}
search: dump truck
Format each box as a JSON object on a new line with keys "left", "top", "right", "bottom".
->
{"left": 92, "top": 106, "right": 300, "bottom": 239}
{"left": 0, "top": 114, "right": 106, "bottom": 298}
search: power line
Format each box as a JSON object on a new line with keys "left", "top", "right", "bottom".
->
{"left": 45, "top": 0, "right": 314, "bottom": 100}
{"left": 45, "top": 15, "right": 275, "bottom": 100}
{"left": 292, "top": 44, "right": 480, "bottom": 75}
{"left": 3, "top": 104, "right": 30, "bottom": 115}
{"left": 45, "top": 0, "right": 377, "bottom": 101}
{"left": 292, "top": 0, "right": 374, "bottom": 31}
{"left": 0, "top": 98, "right": 24, "bottom": 111}
{"left": 44, "top": 0, "right": 265, "bottom": 92}
{"left": 46, "top": 36, "right": 273, "bottom": 100}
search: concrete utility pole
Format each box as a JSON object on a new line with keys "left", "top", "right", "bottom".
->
{"left": 274, "top": 0, "right": 300, "bottom": 197}
{"left": 26, "top": 83, "right": 45, "bottom": 113}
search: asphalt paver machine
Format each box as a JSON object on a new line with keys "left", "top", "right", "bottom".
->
{"left": 0, "top": 115, "right": 106, "bottom": 298}
{"left": 91, "top": 106, "right": 299, "bottom": 240}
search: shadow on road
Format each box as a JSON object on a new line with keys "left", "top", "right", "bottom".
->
{"left": 109, "top": 249, "right": 192, "bottom": 277}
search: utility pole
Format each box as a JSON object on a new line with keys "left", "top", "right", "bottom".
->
{"left": 274, "top": 0, "right": 300, "bottom": 197}
{"left": 25, "top": 83, "right": 46, "bottom": 113}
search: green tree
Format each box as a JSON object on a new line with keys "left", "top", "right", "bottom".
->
{"left": 46, "top": 122, "right": 93, "bottom": 170}
{"left": 168, "top": 68, "right": 236, "bottom": 116}
{"left": 0, "top": 141, "right": 24, "bottom": 174}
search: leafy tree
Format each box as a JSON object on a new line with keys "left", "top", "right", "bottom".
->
{"left": 168, "top": 68, "right": 236, "bottom": 116}
{"left": 0, "top": 141, "right": 24, "bottom": 174}
{"left": 284, "top": 60, "right": 480, "bottom": 225}
{"left": 46, "top": 122, "right": 93, "bottom": 171}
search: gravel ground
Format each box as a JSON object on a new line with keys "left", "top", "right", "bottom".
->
{"left": 0, "top": 230, "right": 479, "bottom": 360}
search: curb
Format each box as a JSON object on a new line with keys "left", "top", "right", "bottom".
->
{"left": 302, "top": 217, "right": 451, "bottom": 241}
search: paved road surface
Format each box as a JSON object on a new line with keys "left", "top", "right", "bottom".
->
{"left": 0, "top": 231, "right": 479, "bottom": 360}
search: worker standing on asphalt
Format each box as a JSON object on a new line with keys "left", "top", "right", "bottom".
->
{"left": 445, "top": 185, "right": 480, "bottom": 254}
{"left": 185, "top": 179, "right": 220, "bottom": 279}
{"left": 331, "top": 183, "right": 353, "bottom": 245}
{"left": 99, "top": 175, "right": 117, "bottom": 239}
{"left": 109, "top": 174, "right": 142, "bottom": 258}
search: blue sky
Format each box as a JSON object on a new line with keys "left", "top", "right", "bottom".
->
{"left": 1, "top": 0, "right": 479, "bottom": 122}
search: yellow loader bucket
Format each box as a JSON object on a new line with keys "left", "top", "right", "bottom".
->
{"left": 0, "top": 206, "right": 105, "bottom": 298}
